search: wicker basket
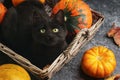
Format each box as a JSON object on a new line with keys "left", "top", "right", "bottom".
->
{"left": 0, "top": 10, "right": 104, "bottom": 80}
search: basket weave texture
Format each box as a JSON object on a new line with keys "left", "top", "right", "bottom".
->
{"left": 0, "top": 9, "right": 104, "bottom": 80}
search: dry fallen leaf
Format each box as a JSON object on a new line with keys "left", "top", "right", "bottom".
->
{"left": 114, "top": 30, "right": 120, "bottom": 47}
{"left": 107, "top": 23, "right": 120, "bottom": 46}
{"left": 107, "top": 23, "right": 120, "bottom": 37}
{"left": 105, "top": 74, "right": 120, "bottom": 80}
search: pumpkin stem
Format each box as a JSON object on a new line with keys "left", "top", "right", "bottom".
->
{"left": 97, "top": 56, "right": 102, "bottom": 60}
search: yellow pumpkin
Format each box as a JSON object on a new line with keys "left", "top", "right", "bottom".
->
{"left": 0, "top": 64, "right": 31, "bottom": 80}
{"left": 81, "top": 46, "right": 116, "bottom": 78}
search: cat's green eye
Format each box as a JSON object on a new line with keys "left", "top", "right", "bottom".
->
{"left": 40, "top": 29, "right": 46, "bottom": 33}
{"left": 52, "top": 28, "right": 59, "bottom": 33}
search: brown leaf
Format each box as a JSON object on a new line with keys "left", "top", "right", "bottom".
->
{"left": 107, "top": 23, "right": 120, "bottom": 46}
{"left": 105, "top": 74, "right": 120, "bottom": 80}
{"left": 107, "top": 23, "right": 120, "bottom": 37}
{"left": 114, "top": 30, "right": 120, "bottom": 47}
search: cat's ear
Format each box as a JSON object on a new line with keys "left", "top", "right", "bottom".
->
{"left": 54, "top": 10, "right": 64, "bottom": 24}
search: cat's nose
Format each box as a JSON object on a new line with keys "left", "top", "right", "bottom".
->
{"left": 45, "top": 36, "right": 52, "bottom": 40}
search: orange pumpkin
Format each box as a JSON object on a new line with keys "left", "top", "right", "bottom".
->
{"left": 52, "top": 0, "right": 92, "bottom": 33}
{"left": 0, "top": 2, "right": 7, "bottom": 23}
{"left": 0, "top": 64, "right": 31, "bottom": 80}
{"left": 12, "top": 0, "right": 45, "bottom": 6}
{"left": 81, "top": 46, "right": 116, "bottom": 78}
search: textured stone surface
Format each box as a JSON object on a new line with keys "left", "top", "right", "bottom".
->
{"left": 0, "top": 0, "right": 120, "bottom": 80}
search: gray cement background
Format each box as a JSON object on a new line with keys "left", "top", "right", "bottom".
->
{"left": 0, "top": 0, "right": 120, "bottom": 80}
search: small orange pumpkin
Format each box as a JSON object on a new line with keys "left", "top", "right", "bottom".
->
{"left": 0, "top": 2, "right": 7, "bottom": 23}
{"left": 81, "top": 46, "right": 116, "bottom": 78}
{"left": 12, "top": 0, "right": 45, "bottom": 6}
{"left": 52, "top": 0, "right": 92, "bottom": 33}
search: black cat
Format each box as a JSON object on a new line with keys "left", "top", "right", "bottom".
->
{"left": 0, "top": 1, "right": 68, "bottom": 68}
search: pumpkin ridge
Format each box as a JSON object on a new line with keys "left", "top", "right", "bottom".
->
{"left": 96, "top": 61, "right": 105, "bottom": 78}
{"left": 104, "top": 62, "right": 113, "bottom": 76}
{"left": 90, "top": 60, "right": 99, "bottom": 76}
{"left": 91, "top": 48, "right": 99, "bottom": 56}
{"left": 108, "top": 57, "right": 116, "bottom": 67}
{"left": 102, "top": 62, "right": 109, "bottom": 77}
{"left": 94, "top": 61, "right": 98, "bottom": 76}
{"left": 86, "top": 50, "right": 97, "bottom": 57}
{"left": 95, "top": 61, "right": 100, "bottom": 77}
{"left": 82, "top": 59, "right": 97, "bottom": 74}
{"left": 101, "top": 60, "right": 106, "bottom": 77}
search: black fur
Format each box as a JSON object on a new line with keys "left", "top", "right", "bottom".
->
{"left": 0, "top": 1, "right": 67, "bottom": 68}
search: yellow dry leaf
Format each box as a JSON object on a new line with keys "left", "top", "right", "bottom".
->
{"left": 105, "top": 74, "right": 120, "bottom": 80}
